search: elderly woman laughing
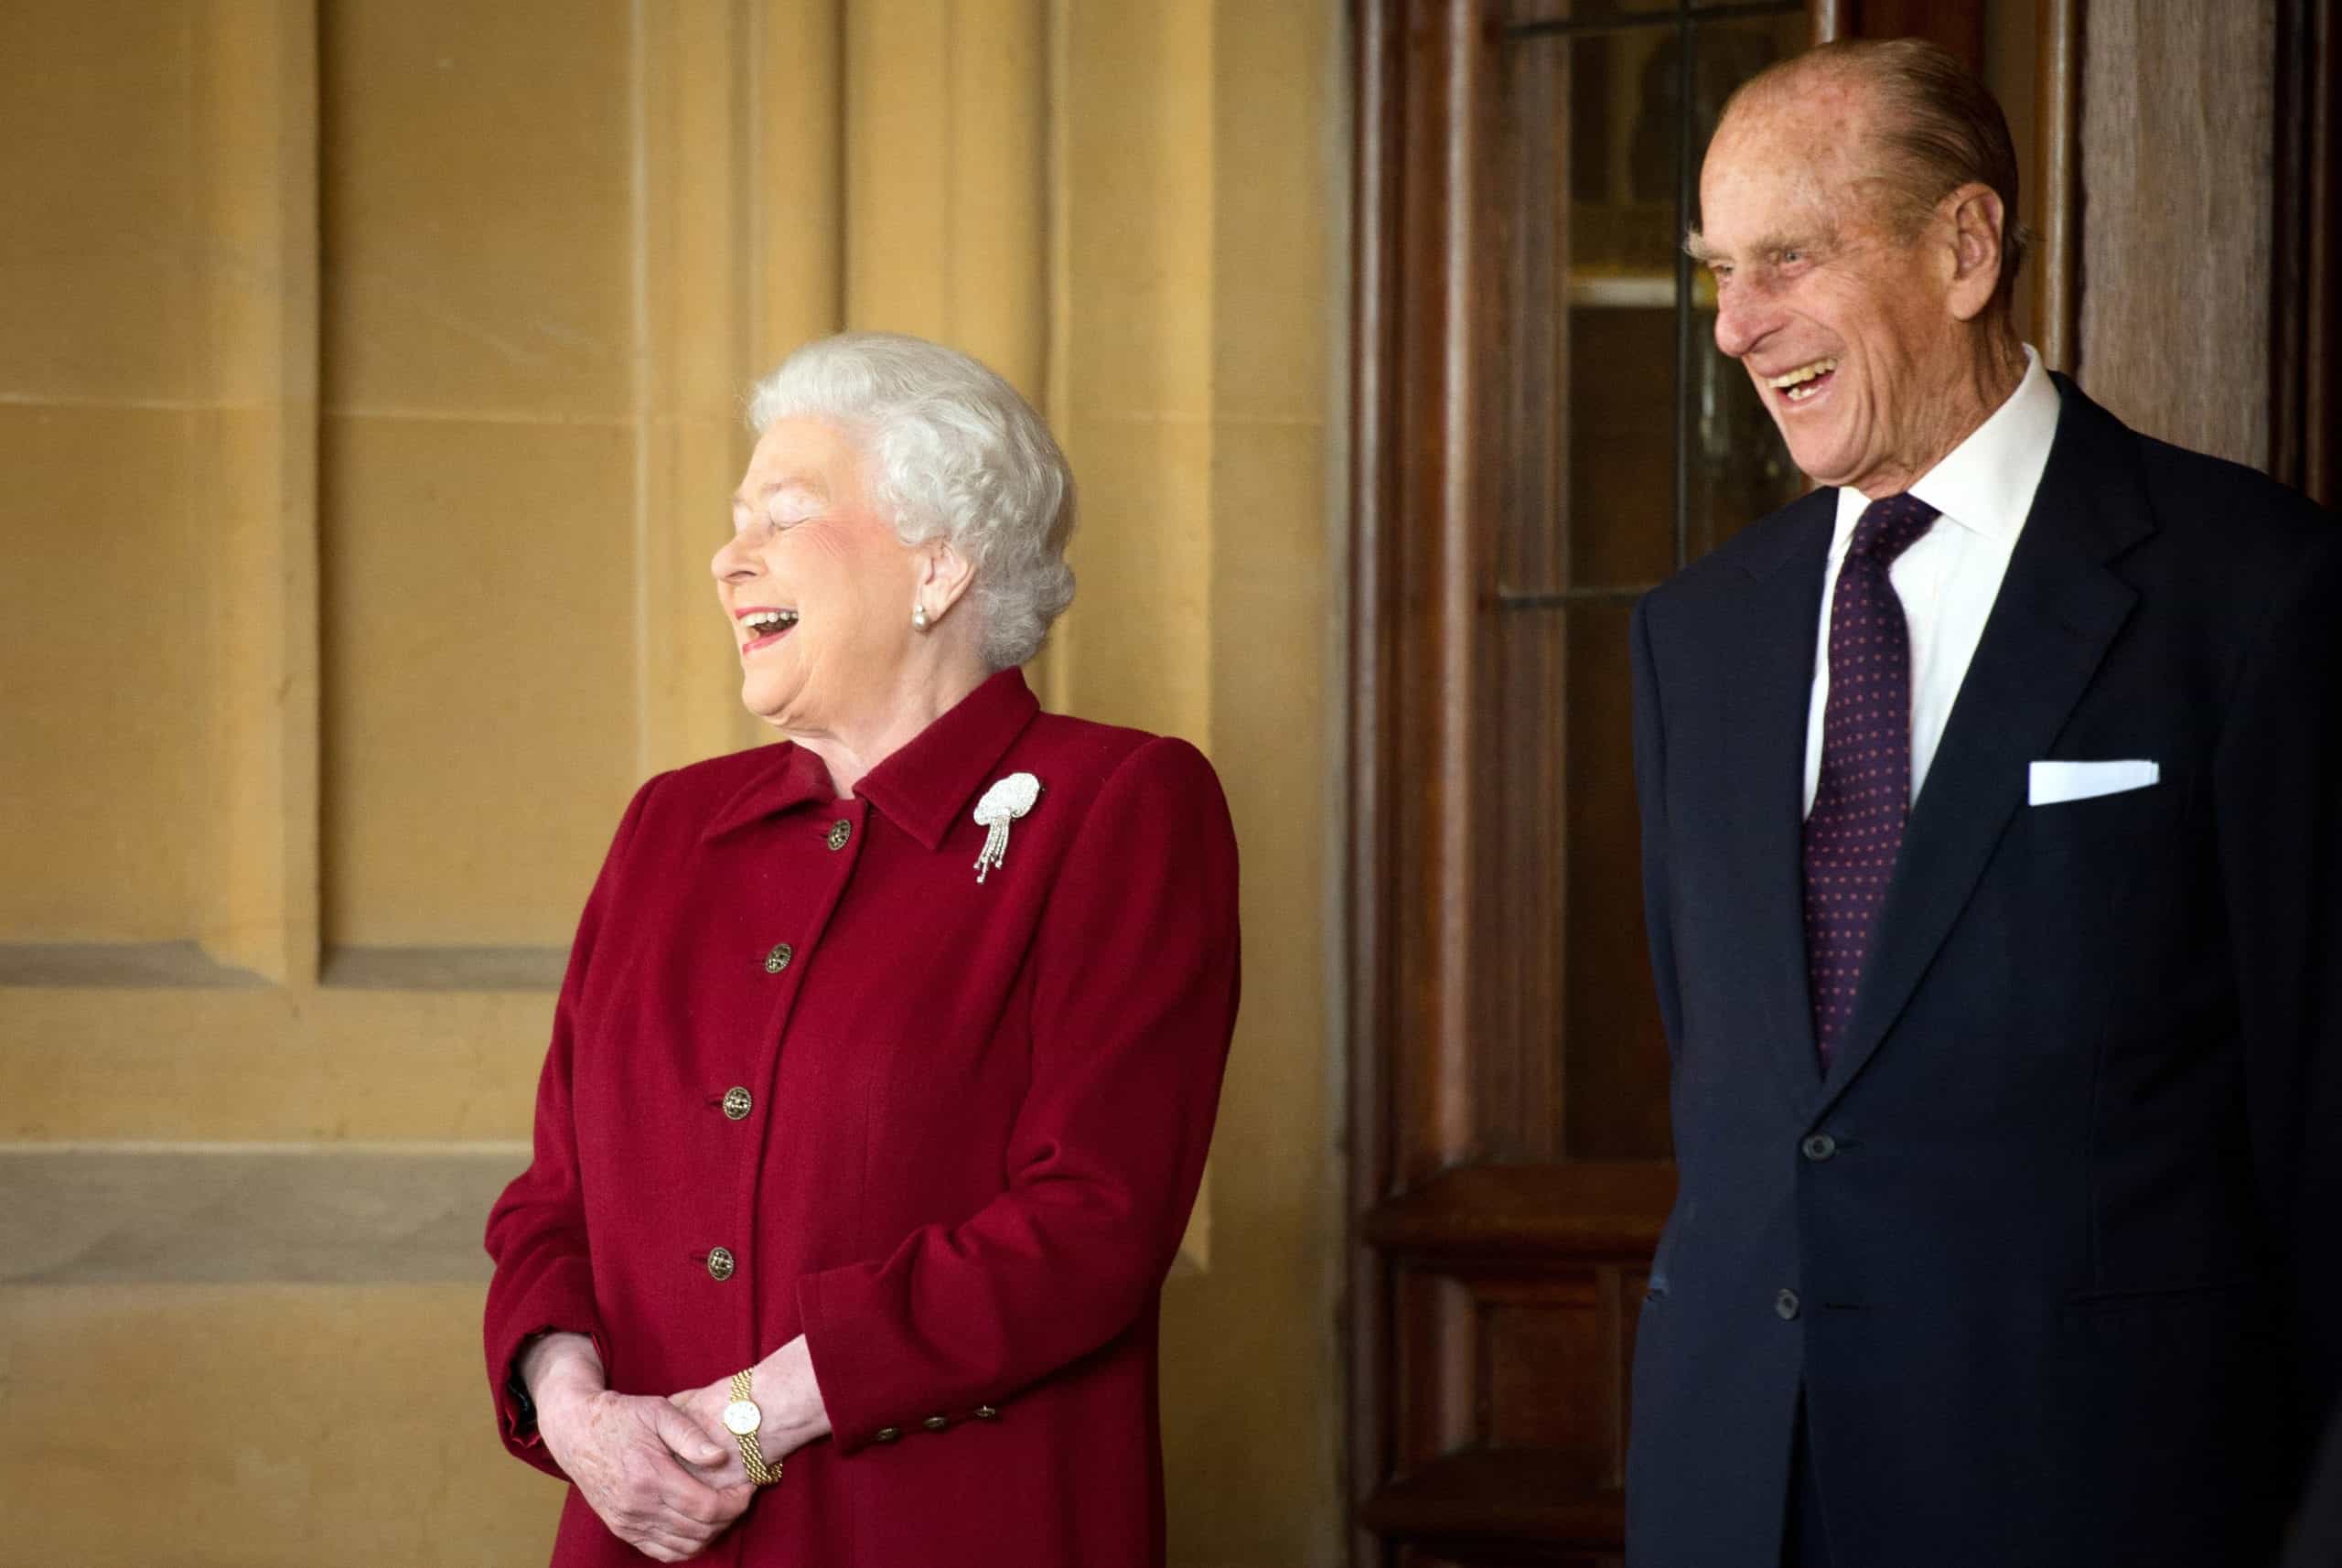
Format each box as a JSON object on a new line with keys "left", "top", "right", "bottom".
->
{"left": 483, "top": 333, "right": 1241, "bottom": 1567}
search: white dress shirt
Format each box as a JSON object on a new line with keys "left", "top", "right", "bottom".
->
{"left": 1802, "top": 345, "right": 2062, "bottom": 816}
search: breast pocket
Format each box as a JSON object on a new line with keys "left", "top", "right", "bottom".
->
{"left": 2021, "top": 764, "right": 2191, "bottom": 867}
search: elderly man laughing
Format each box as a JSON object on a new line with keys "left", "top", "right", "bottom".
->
{"left": 1625, "top": 38, "right": 2340, "bottom": 1568}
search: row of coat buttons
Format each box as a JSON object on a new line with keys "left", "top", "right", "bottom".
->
{"left": 757, "top": 817, "right": 848, "bottom": 979}
{"left": 716, "top": 833, "right": 846, "bottom": 1273}
{"left": 871, "top": 1405, "right": 1001, "bottom": 1443}
{"left": 1778, "top": 1126, "right": 1833, "bottom": 1320}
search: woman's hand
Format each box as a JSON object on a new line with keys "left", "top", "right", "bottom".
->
{"left": 522, "top": 1334, "right": 757, "bottom": 1563}
{"left": 668, "top": 1334, "right": 835, "bottom": 1486}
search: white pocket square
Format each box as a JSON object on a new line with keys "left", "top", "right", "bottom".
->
{"left": 2028, "top": 759, "right": 2160, "bottom": 807}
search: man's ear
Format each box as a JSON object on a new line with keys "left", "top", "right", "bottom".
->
{"left": 1942, "top": 182, "right": 2006, "bottom": 323}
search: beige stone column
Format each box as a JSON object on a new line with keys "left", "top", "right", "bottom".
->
{"left": 196, "top": 0, "right": 323, "bottom": 985}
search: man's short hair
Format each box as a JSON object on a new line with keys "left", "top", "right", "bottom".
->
{"left": 1725, "top": 38, "right": 2031, "bottom": 316}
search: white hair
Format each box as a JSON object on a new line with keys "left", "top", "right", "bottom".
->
{"left": 747, "top": 332, "right": 1077, "bottom": 671}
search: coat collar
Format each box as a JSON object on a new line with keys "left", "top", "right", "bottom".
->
{"left": 699, "top": 668, "right": 1042, "bottom": 850}
{"left": 854, "top": 667, "right": 1042, "bottom": 850}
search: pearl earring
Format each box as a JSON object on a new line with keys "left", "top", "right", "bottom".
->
{"left": 912, "top": 603, "right": 930, "bottom": 631}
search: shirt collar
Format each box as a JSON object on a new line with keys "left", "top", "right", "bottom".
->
{"left": 1831, "top": 343, "right": 2059, "bottom": 554}
{"left": 700, "top": 667, "right": 1042, "bottom": 850}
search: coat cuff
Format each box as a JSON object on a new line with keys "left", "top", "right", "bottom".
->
{"left": 485, "top": 1261, "right": 607, "bottom": 1479}
{"left": 798, "top": 1265, "right": 1005, "bottom": 1456}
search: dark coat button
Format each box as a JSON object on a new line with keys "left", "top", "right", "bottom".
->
{"left": 973, "top": 1403, "right": 1000, "bottom": 1421}
{"left": 873, "top": 1426, "right": 900, "bottom": 1444}
{"left": 1800, "top": 1133, "right": 1838, "bottom": 1161}
{"left": 1776, "top": 1287, "right": 1801, "bottom": 1320}
{"left": 922, "top": 1415, "right": 949, "bottom": 1432}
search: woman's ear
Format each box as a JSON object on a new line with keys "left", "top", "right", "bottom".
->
{"left": 916, "top": 540, "right": 977, "bottom": 624}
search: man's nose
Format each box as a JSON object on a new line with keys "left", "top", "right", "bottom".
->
{"left": 1713, "top": 288, "right": 1768, "bottom": 360}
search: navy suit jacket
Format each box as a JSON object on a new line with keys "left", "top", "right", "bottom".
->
{"left": 1624, "top": 377, "right": 2341, "bottom": 1568}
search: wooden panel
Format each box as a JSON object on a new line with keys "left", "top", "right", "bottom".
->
{"left": 2078, "top": 0, "right": 2278, "bottom": 465}
{"left": 1833, "top": 0, "right": 1985, "bottom": 72}
{"left": 1481, "top": 1278, "right": 1606, "bottom": 1454}
{"left": 2271, "top": 0, "right": 2339, "bottom": 505}
{"left": 2034, "top": 0, "right": 2081, "bottom": 372}
{"left": 1363, "top": 1163, "right": 1674, "bottom": 1265}
{"left": 1363, "top": 1448, "right": 1623, "bottom": 1559}
{"left": 1561, "top": 606, "right": 1670, "bottom": 1160}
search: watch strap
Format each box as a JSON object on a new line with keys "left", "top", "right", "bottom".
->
{"left": 728, "top": 1369, "right": 782, "bottom": 1486}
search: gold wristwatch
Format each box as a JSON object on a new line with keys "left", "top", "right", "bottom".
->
{"left": 723, "top": 1369, "right": 783, "bottom": 1486}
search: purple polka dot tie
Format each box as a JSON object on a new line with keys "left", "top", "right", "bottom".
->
{"left": 1802, "top": 492, "right": 1939, "bottom": 1069}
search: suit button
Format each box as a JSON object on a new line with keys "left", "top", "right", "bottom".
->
{"left": 706, "top": 1247, "right": 736, "bottom": 1282}
{"left": 1775, "top": 1288, "right": 1801, "bottom": 1320}
{"left": 826, "top": 819, "right": 852, "bottom": 851}
{"left": 922, "top": 1414, "right": 949, "bottom": 1432}
{"left": 763, "top": 942, "right": 794, "bottom": 974}
{"left": 1800, "top": 1133, "right": 1838, "bottom": 1162}
{"left": 973, "top": 1404, "right": 1000, "bottom": 1421}
{"left": 874, "top": 1426, "right": 900, "bottom": 1444}
{"left": 722, "top": 1087, "right": 752, "bottom": 1121}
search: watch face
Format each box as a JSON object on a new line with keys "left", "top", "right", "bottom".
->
{"left": 724, "top": 1399, "right": 761, "bottom": 1436}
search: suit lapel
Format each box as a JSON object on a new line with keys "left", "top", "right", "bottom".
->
{"left": 1818, "top": 378, "right": 2152, "bottom": 1106}
{"left": 1716, "top": 490, "right": 1837, "bottom": 1115}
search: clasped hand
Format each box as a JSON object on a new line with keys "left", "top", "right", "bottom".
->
{"left": 522, "top": 1333, "right": 832, "bottom": 1563}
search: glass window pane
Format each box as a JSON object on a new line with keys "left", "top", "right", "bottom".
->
{"left": 1494, "top": 27, "right": 1685, "bottom": 602}
{"left": 1567, "top": 24, "right": 1681, "bottom": 592}
{"left": 1686, "top": 11, "right": 1811, "bottom": 556}
{"left": 1485, "top": 5, "right": 1809, "bottom": 1163}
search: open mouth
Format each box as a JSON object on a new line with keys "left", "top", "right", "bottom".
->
{"left": 1767, "top": 356, "right": 1839, "bottom": 405}
{"left": 739, "top": 607, "right": 799, "bottom": 651}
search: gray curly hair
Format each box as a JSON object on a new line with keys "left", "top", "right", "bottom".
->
{"left": 747, "top": 332, "right": 1077, "bottom": 671}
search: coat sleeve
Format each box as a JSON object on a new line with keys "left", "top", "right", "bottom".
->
{"left": 796, "top": 736, "right": 1241, "bottom": 1452}
{"left": 2216, "top": 525, "right": 2342, "bottom": 1453}
{"left": 1631, "top": 593, "right": 1684, "bottom": 1062}
{"left": 481, "top": 775, "right": 661, "bottom": 1477}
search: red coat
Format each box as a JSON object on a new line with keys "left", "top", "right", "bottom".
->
{"left": 484, "top": 670, "right": 1241, "bottom": 1566}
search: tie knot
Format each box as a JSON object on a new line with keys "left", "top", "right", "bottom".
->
{"left": 1849, "top": 492, "right": 1939, "bottom": 566}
